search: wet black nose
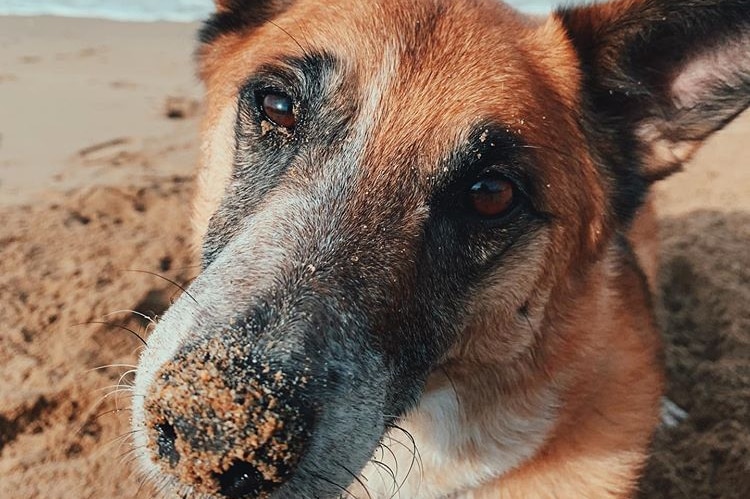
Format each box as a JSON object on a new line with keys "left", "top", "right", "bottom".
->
{"left": 143, "top": 334, "right": 313, "bottom": 497}
{"left": 216, "top": 460, "right": 266, "bottom": 498}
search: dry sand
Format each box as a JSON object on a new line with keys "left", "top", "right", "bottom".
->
{"left": 0, "top": 15, "right": 748, "bottom": 499}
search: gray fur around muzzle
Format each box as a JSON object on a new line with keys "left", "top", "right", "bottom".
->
{"left": 134, "top": 251, "right": 387, "bottom": 497}
{"left": 132, "top": 189, "right": 426, "bottom": 498}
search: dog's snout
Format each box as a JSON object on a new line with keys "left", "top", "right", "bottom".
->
{"left": 142, "top": 333, "right": 313, "bottom": 497}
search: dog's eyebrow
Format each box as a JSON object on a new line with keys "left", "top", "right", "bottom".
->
{"left": 198, "top": 3, "right": 296, "bottom": 45}
{"left": 238, "top": 51, "right": 339, "bottom": 98}
{"left": 433, "top": 123, "right": 534, "bottom": 191}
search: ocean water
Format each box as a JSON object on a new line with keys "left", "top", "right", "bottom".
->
{"left": 0, "top": 0, "right": 214, "bottom": 22}
{"left": 0, "top": 0, "right": 561, "bottom": 22}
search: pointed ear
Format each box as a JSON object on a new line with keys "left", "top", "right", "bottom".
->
{"left": 200, "top": 0, "right": 295, "bottom": 44}
{"left": 558, "top": 0, "right": 750, "bottom": 181}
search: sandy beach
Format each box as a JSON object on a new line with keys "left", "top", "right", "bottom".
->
{"left": 0, "top": 15, "right": 748, "bottom": 499}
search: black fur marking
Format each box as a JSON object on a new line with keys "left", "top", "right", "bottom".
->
{"left": 198, "top": 0, "right": 295, "bottom": 45}
{"left": 429, "top": 123, "right": 541, "bottom": 219}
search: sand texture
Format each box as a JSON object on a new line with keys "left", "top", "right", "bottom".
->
{"left": 1, "top": 15, "right": 748, "bottom": 499}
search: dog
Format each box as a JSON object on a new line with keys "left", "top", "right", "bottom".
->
{"left": 130, "top": 0, "right": 750, "bottom": 497}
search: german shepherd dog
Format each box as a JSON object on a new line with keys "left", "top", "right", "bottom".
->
{"left": 131, "top": 0, "right": 750, "bottom": 497}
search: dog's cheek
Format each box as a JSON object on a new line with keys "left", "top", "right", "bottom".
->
{"left": 447, "top": 230, "right": 552, "bottom": 365}
{"left": 194, "top": 103, "right": 239, "bottom": 246}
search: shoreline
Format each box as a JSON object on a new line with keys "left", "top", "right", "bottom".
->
{"left": 0, "top": 13, "right": 201, "bottom": 24}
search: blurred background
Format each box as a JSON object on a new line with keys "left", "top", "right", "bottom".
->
{"left": 0, "top": 0, "right": 558, "bottom": 21}
{"left": 0, "top": 1, "right": 748, "bottom": 498}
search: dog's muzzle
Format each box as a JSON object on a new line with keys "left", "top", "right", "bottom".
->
{"left": 134, "top": 179, "right": 422, "bottom": 498}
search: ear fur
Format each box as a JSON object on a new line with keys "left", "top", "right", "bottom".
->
{"left": 558, "top": 0, "right": 750, "bottom": 182}
{"left": 200, "top": 0, "right": 295, "bottom": 44}
{"left": 213, "top": 0, "right": 232, "bottom": 12}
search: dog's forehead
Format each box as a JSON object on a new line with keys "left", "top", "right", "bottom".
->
{"left": 346, "top": 3, "right": 540, "bottom": 169}
{"left": 201, "top": 0, "right": 587, "bottom": 190}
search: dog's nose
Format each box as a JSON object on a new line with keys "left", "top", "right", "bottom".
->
{"left": 142, "top": 334, "right": 313, "bottom": 497}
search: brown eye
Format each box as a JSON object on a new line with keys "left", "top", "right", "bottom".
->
{"left": 261, "top": 92, "right": 297, "bottom": 129}
{"left": 468, "top": 175, "right": 515, "bottom": 218}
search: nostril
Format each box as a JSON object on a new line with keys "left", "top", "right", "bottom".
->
{"left": 155, "top": 422, "right": 180, "bottom": 467}
{"left": 216, "top": 460, "right": 265, "bottom": 499}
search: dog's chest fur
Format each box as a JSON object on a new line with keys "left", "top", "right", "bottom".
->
{"left": 354, "top": 384, "right": 559, "bottom": 498}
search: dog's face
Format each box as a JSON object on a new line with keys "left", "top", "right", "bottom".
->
{"left": 132, "top": 0, "right": 750, "bottom": 497}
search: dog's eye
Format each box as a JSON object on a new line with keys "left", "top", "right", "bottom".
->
{"left": 261, "top": 92, "right": 296, "bottom": 129}
{"left": 468, "top": 174, "right": 515, "bottom": 218}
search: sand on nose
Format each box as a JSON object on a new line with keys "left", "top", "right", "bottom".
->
{"left": 144, "top": 335, "right": 312, "bottom": 496}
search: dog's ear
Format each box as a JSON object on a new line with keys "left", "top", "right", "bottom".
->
{"left": 558, "top": 0, "right": 750, "bottom": 181}
{"left": 213, "top": 0, "right": 232, "bottom": 12}
{"left": 200, "top": 0, "right": 295, "bottom": 44}
{"left": 211, "top": 0, "right": 292, "bottom": 13}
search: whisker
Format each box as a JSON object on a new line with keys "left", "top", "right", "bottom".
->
{"left": 268, "top": 20, "right": 308, "bottom": 56}
{"left": 120, "top": 444, "right": 147, "bottom": 461}
{"left": 124, "top": 269, "right": 199, "bottom": 305}
{"left": 383, "top": 434, "right": 416, "bottom": 497}
{"left": 137, "top": 470, "right": 164, "bottom": 497}
{"left": 117, "top": 369, "right": 137, "bottom": 384}
{"left": 371, "top": 459, "right": 398, "bottom": 495}
{"left": 123, "top": 450, "right": 149, "bottom": 469}
{"left": 85, "top": 387, "right": 128, "bottom": 420}
{"left": 87, "top": 387, "right": 135, "bottom": 419}
{"left": 93, "top": 384, "right": 134, "bottom": 394}
{"left": 378, "top": 442, "right": 400, "bottom": 483}
{"left": 134, "top": 465, "right": 161, "bottom": 498}
{"left": 103, "top": 309, "right": 157, "bottom": 325}
{"left": 335, "top": 460, "right": 372, "bottom": 499}
{"left": 169, "top": 275, "right": 198, "bottom": 303}
{"left": 307, "top": 470, "right": 357, "bottom": 499}
{"left": 292, "top": 18, "right": 315, "bottom": 55}
{"left": 132, "top": 345, "right": 147, "bottom": 358}
{"left": 87, "top": 363, "right": 138, "bottom": 373}
{"left": 386, "top": 423, "right": 424, "bottom": 493}
{"left": 75, "top": 321, "right": 147, "bottom": 346}
{"left": 93, "top": 407, "right": 131, "bottom": 423}
{"left": 132, "top": 466, "right": 151, "bottom": 498}
{"left": 106, "top": 428, "right": 142, "bottom": 454}
{"left": 114, "top": 369, "right": 138, "bottom": 409}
